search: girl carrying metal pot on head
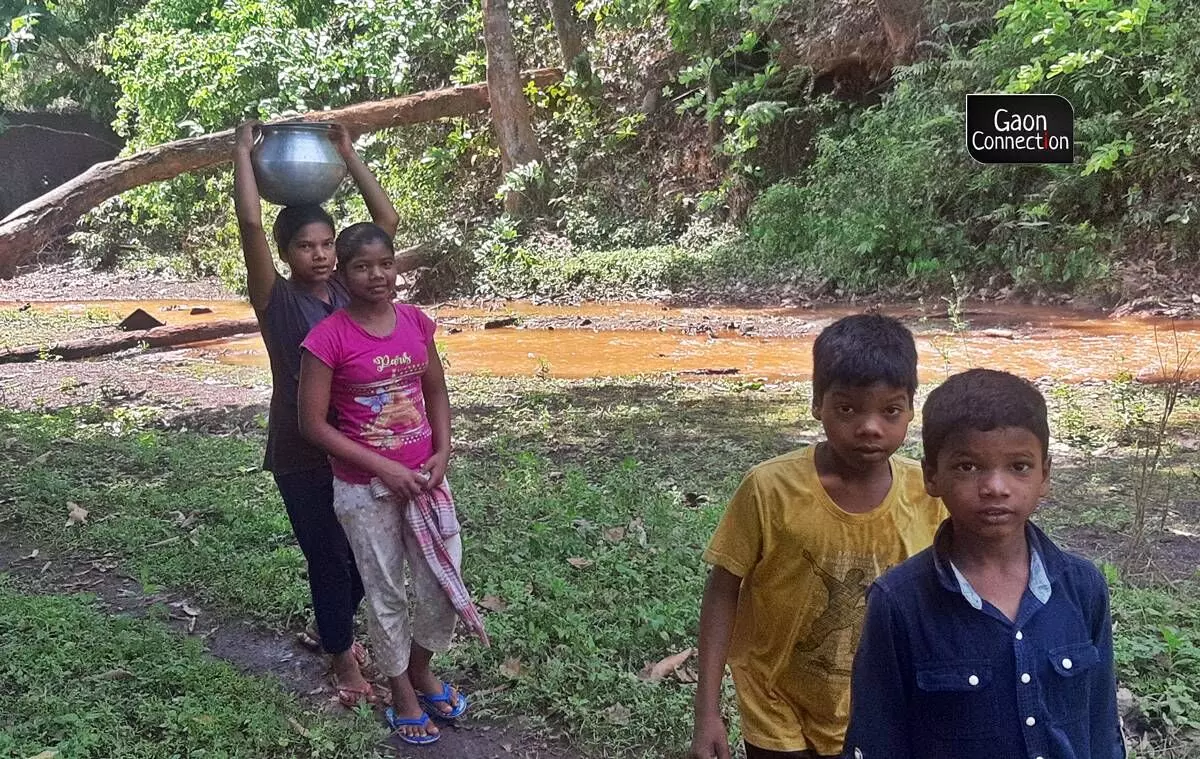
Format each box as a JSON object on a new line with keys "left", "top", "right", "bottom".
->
{"left": 232, "top": 119, "right": 399, "bottom": 708}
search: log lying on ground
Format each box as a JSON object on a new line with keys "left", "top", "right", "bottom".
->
{"left": 0, "top": 245, "right": 430, "bottom": 363}
{"left": 0, "top": 318, "right": 261, "bottom": 363}
{"left": 0, "top": 68, "right": 562, "bottom": 275}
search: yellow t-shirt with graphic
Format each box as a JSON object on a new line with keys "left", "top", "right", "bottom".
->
{"left": 703, "top": 445, "right": 947, "bottom": 755}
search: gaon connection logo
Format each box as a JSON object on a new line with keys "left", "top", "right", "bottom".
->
{"left": 966, "top": 94, "right": 1074, "bottom": 164}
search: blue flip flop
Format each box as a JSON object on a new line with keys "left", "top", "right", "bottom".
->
{"left": 385, "top": 708, "right": 441, "bottom": 745}
{"left": 417, "top": 682, "right": 469, "bottom": 721}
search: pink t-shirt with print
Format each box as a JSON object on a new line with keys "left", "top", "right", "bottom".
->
{"left": 302, "top": 303, "right": 437, "bottom": 484}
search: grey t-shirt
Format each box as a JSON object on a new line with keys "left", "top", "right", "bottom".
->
{"left": 259, "top": 275, "right": 349, "bottom": 474}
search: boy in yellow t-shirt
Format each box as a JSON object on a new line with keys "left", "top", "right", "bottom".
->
{"left": 690, "top": 314, "right": 947, "bottom": 759}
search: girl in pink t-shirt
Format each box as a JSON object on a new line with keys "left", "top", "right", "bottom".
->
{"left": 298, "top": 222, "right": 484, "bottom": 745}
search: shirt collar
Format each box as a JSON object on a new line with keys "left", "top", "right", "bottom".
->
{"left": 932, "top": 519, "right": 1062, "bottom": 605}
{"left": 949, "top": 545, "right": 1051, "bottom": 609}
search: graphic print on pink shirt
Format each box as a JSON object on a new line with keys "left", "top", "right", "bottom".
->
{"left": 302, "top": 303, "right": 437, "bottom": 483}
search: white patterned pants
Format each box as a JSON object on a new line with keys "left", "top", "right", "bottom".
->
{"left": 332, "top": 478, "right": 461, "bottom": 678}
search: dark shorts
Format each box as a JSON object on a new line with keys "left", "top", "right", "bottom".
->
{"left": 744, "top": 743, "right": 840, "bottom": 759}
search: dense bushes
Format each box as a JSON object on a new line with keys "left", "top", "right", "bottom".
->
{"left": 7, "top": 0, "right": 1200, "bottom": 298}
{"left": 745, "top": 0, "right": 1200, "bottom": 295}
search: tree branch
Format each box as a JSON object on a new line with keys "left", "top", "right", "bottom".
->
{"left": 0, "top": 67, "right": 562, "bottom": 275}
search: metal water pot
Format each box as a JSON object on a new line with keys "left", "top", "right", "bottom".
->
{"left": 250, "top": 122, "right": 348, "bottom": 207}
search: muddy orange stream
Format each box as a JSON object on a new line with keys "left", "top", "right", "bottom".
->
{"left": 0, "top": 298, "right": 254, "bottom": 326}
{"left": 5, "top": 298, "right": 1197, "bottom": 382}
{"left": 164, "top": 301, "right": 1200, "bottom": 384}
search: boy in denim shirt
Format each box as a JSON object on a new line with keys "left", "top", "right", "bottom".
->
{"left": 843, "top": 369, "right": 1124, "bottom": 759}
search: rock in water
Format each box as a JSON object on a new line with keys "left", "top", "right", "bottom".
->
{"left": 118, "top": 308, "right": 166, "bottom": 331}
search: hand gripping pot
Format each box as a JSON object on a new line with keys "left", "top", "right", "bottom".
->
{"left": 250, "top": 122, "right": 348, "bottom": 207}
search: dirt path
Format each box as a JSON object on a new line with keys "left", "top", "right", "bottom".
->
{"left": 0, "top": 536, "right": 580, "bottom": 759}
{"left": 0, "top": 350, "right": 269, "bottom": 424}
{"left": 0, "top": 262, "right": 236, "bottom": 302}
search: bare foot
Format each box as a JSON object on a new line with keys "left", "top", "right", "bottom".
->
{"left": 331, "top": 650, "right": 370, "bottom": 704}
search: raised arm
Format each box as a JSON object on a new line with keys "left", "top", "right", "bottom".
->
{"left": 233, "top": 120, "right": 279, "bottom": 313}
{"left": 419, "top": 337, "right": 452, "bottom": 488}
{"left": 298, "top": 351, "right": 428, "bottom": 500}
{"left": 690, "top": 566, "right": 741, "bottom": 759}
{"left": 329, "top": 124, "right": 400, "bottom": 238}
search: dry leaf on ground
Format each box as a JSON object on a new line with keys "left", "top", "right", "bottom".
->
{"left": 65, "top": 502, "right": 88, "bottom": 527}
{"left": 603, "top": 703, "right": 632, "bottom": 725}
{"left": 627, "top": 517, "right": 648, "bottom": 547}
{"left": 287, "top": 717, "right": 311, "bottom": 738}
{"left": 499, "top": 657, "right": 523, "bottom": 679}
{"left": 96, "top": 668, "right": 135, "bottom": 681}
{"left": 479, "top": 595, "right": 508, "bottom": 612}
{"left": 171, "top": 511, "right": 196, "bottom": 529}
{"left": 638, "top": 647, "right": 695, "bottom": 683}
{"left": 602, "top": 526, "right": 626, "bottom": 543}
{"left": 566, "top": 557, "right": 594, "bottom": 569}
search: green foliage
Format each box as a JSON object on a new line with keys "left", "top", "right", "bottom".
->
{"left": 741, "top": 0, "right": 1200, "bottom": 294}
{"left": 528, "top": 78, "right": 689, "bottom": 250}
{"left": 1109, "top": 573, "right": 1200, "bottom": 735}
{"left": 83, "top": 0, "right": 488, "bottom": 286}
{"left": 0, "top": 407, "right": 314, "bottom": 622}
{"left": 666, "top": 6, "right": 805, "bottom": 183}
{"left": 0, "top": 0, "right": 142, "bottom": 118}
{"left": 3, "top": 370, "right": 1200, "bottom": 755}
{"left": 0, "top": 584, "right": 386, "bottom": 758}
{"left": 3, "top": 375, "right": 1199, "bottom": 755}
{"left": 106, "top": 0, "right": 478, "bottom": 146}
{"left": 15, "top": 0, "right": 1200, "bottom": 297}
{"left": 746, "top": 95, "right": 966, "bottom": 290}
{"left": 472, "top": 215, "right": 707, "bottom": 298}
{"left": 451, "top": 451, "right": 722, "bottom": 751}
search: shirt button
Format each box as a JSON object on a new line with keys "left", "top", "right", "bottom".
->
{"left": 1021, "top": 673, "right": 1031, "bottom": 684}
{"left": 968, "top": 674, "right": 980, "bottom": 686}
{"left": 1062, "top": 658, "right": 1073, "bottom": 670}
{"left": 1016, "top": 631, "right": 1024, "bottom": 640}
{"left": 1026, "top": 716, "right": 1037, "bottom": 727}
{"left": 854, "top": 750, "right": 864, "bottom": 759}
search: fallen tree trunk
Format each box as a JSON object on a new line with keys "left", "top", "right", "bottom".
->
{"left": 0, "top": 318, "right": 261, "bottom": 363}
{"left": 0, "top": 67, "right": 562, "bottom": 275}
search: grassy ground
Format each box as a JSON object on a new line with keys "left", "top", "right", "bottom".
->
{"left": 1, "top": 374, "right": 1198, "bottom": 757}
{"left": 0, "top": 306, "right": 117, "bottom": 350}
{"left": 0, "top": 582, "right": 385, "bottom": 758}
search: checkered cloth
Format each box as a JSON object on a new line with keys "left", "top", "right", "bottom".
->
{"left": 405, "top": 480, "right": 490, "bottom": 646}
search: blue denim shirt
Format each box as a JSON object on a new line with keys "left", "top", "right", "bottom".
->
{"left": 843, "top": 520, "right": 1124, "bottom": 759}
